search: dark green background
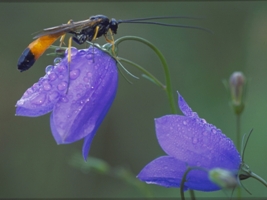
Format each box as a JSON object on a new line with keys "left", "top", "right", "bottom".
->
{"left": 0, "top": 1, "right": 267, "bottom": 198}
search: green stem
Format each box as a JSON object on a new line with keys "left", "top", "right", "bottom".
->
{"left": 236, "top": 114, "right": 241, "bottom": 152}
{"left": 115, "top": 36, "right": 177, "bottom": 114}
{"left": 118, "top": 57, "right": 166, "bottom": 89}
{"left": 180, "top": 167, "right": 204, "bottom": 200}
{"left": 236, "top": 114, "right": 242, "bottom": 198}
{"left": 250, "top": 171, "right": 267, "bottom": 188}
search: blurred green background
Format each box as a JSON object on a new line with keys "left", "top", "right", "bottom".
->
{"left": 1, "top": 1, "right": 267, "bottom": 198}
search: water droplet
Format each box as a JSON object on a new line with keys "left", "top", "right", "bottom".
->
{"left": 54, "top": 57, "right": 62, "bottom": 65}
{"left": 94, "top": 64, "right": 99, "bottom": 69}
{"left": 200, "top": 119, "right": 207, "bottom": 124}
{"left": 48, "top": 91, "right": 59, "bottom": 101}
{"left": 83, "top": 77, "right": 89, "bottom": 82}
{"left": 183, "top": 120, "right": 187, "bottom": 125}
{"left": 202, "top": 131, "right": 208, "bottom": 136}
{"left": 42, "top": 81, "right": 52, "bottom": 91}
{"left": 25, "top": 88, "right": 34, "bottom": 96}
{"left": 78, "top": 49, "right": 86, "bottom": 56}
{"left": 76, "top": 93, "right": 82, "bottom": 98}
{"left": 48, "top": 73, "right": 57, "bottom": 81}
{"left": 192, "top": 137, "right": 198, "bottom": 144}
{"left": 70, "top": 69, "right": 80, "bottom": 80}
{"left": 45, "top": 65, "right": 54, "bottom": 73}
{"left": 59, "top": 74, "right": 64, "bottom": 79}
{"left": 31, "top": 93, "right": 46, "bottom": 105}
{"left": 211, "top": 128, "right": 217, "bottom": 134}
{"left": 57, "top": 81, "right": 67, "bottom": 91}
{"left": 86, "top": 53, "right": 94, "bottom": 60}
{"left": 60, "top": 96, "right": 68, "bottom": 103}
{"left": 32, "top": 83, "right": 39, "bottom": 91}
{"left": 56, "top": 65, "right": 66, "bottom": 73}
{"left": 87, "top": 72, "right": 92, "bottom": 78}
{"left": 66, "top": 47, "right": 78, "bottom": 56}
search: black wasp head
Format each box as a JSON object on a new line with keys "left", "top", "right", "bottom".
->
{"left": 109, "top": 18, "right": 118, "bottom": 34}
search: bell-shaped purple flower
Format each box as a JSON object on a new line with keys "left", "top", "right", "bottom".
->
{"left": 16, "top": 46, "right": 118, "bottom": 160}
{"left": 137, "top": 93, "right": 241, "bottom": 191}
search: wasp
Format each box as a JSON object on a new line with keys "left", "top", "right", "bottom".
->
{"left": 17, "top": 14, "right": 210, "bottom": 72}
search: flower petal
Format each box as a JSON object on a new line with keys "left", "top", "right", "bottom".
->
{"left": 137, "top": 156, "right": 188, "bottom": 189}
{"left": 51, "top": 47, "right": 118, "bottom": 144}
{"left": 178, "top": 92, "right": 199, "bottom": 118}
{"left": 15, "top": 69, "right": 64, "bottom": 117}
{"left": 156, "top": 115, "right": 240, "bottom": 170}
{"left": 82, "top": 78, "right": 118, "bottom": 160}
{"left": 138, "top": 155, "right": 221, "bottom": 191}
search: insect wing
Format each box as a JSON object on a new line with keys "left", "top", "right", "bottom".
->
{"left": 33, "top": 18, "right": 97, "bottom": 39}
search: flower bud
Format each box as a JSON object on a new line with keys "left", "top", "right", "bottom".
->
{"left": 229, "top": 72, "right": 246, "bottom": 115}
{"left": 209, "top": 168, "right": 238, "bottom": 189}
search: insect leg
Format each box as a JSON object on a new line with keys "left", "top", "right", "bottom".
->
{"left": 104, "top": 29, "right": 116, "bottom": 56}
{"left": 65, "top": 36, "right": 72, "bottom": 94}
{"left": 92, "top": 26, "right": 100, "bottom": 41}
{"left": 59, "top": 20, "right": 73, "bottom": 47}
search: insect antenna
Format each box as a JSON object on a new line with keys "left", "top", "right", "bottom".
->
{"left": 117, "top": 16, "right": 212, "bottom": 33}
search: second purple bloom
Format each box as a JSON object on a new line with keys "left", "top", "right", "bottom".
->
{"left": 138, "top": 93, "right": 241, "bottom": 191}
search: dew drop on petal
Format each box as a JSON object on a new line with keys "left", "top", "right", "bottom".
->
{"left": 86, "top": 53, "right": 94, "bottom": 60}
{"left": 60, "top": 96, "right": 68, "bottom": 103}
{"left": 57, "top": 81, "right": 67, "bottom": 91}
{"left": 16, "top": 99, "right": 24, "bottom": 106}
{"left": 211, "top": 128, "right": 217, "bottom": 134}
{"left": 83, "top": 77, "right": 89, "bottom": 82}
{"left": 87, "top": 72, "right": 92, "bottom": 78}
{"left": 32, "top": 83, "right": 39, "bottom": 91}
{"left": 201, "top": 119, "right": 207, "bottom": 124}
{"left": 56, "top": 65, "right": 66, "bottom": 73}
{"left": 42, "top": 81, "right": 52, "bottom": 91}
{"left": 45, "top": 65, "right": 54, "bottom": 73}
{"left": 183, "top": 120, "right": 187, "bottom": 125}
{"left": 202, "top": 131, "right": 208, "bottom": 136}
{"left": 31, "top": 93, "right": 46, "bottom": 105}
{"left": 78, "top": 49, "right": 86, "bottom": 55}
{"left": 94, "top": 64, "right": 99, "bottom": 70}
{"left": 70, "top": 69, "right": 80, "bottom": 80}
{"left": 54, "top": 57, "right": 62, "bottom": 65}
{"left": 59, "top": 74, "right": 64, "bottom": 79}
{"left": 65, "top": 47, "right": 78, "bottom": 56}
{"left": 48, "top": 91, "right": 59, "bottom": 101}
{"left": 25, "top": 88, "right": 34, "bottom": 96}
{"left": 192, "top": 137, "right": 198, "bottom": 144}
{"left": 48, "top": 73, "right": 57, "bottom": 81}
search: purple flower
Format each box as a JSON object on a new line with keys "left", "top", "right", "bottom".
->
{"left": 15, "top": 46, "right": 118, "bottom": 160}
{"left": 137, "top": 93, "right": 241, "bottom": 191}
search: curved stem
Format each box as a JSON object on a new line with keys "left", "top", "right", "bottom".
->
{"left": 118, "top": 57, "right": 166, "bottom": 89}
{"left": 115, "top": 36, "right": 177, "bottom": 114}
{"left": 250, "top": 171, "right": 267, "bottom": 188}
{"left": 180, "top": 166, "right": 204, "bottom": 200}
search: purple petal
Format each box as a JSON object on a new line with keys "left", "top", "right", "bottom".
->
{"left": 50, "top": 47, "right": 118, "bottom": 144}
{"left": 137, "top": 156, "right": 188, "bottom": 189}
{"left": 138, "top": 156, "right": 221, "bottom": 191}
{"left": 156, "top": 115, "right": 241, "bottom": 171}
{"left": 178, "top": 92, "right": 199, "bottom": 118}
{"left": 82, "top": 77, "right": 118, "bottom": 160}
{"left": 15, "top": 69, "right": 64, "bottom": 117}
